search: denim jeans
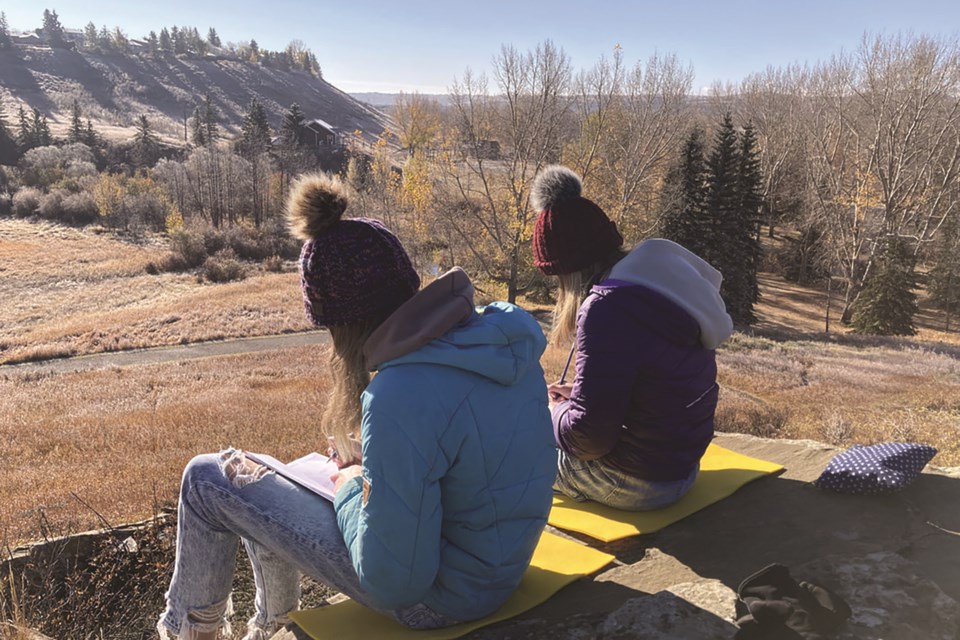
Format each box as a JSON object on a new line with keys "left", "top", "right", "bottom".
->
{"left": 554, "top": 450, "right": 698, "bottom": 511}
{"left": 157, "top": 451, "right": 457, "bottom": 639}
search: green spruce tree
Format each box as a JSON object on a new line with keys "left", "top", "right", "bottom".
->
{"left": 16, "top": 106, "right": 34, "bottom": 151}
{"left": 159, "top": 27, "right": 172, "bottom": 53}
{"left": 850, "top": 236, "right": 918, "bottom": 336}
{"left": 0, "top": 12, "right": 13, "bottom": 50}
{"left": 83, "top": 22, "right": 99, "bottom": 52}
{"left": 928, "top": 213, "right": 960, "bottom": 332}
{"left": 31, "top": 108, "right": 52, "bottom": 147}
{"left": 41, "top": 9, "right": 66, "bottom": 48}
{"left": 68, "top": 100, "right": 84, "bottom": 143}
{"left": 659, "top": 126, "right": 709, "bottom": 256}
{"left": 190, "top": 106, "right": 206, "bottom": 147}
{"left": 280, "top": 102, "right": 306, "bottom": 146}
{"left": 207, "top": 27, "right": 221, "bottom": 48}
{"left": 239, "top": 98, "right": 272, "bottom": 157}
{"left": 0, "top": 102, "right": 19, "bottom": 164}
{"left": 132, "top": 115, "right": 159, "bottom": 167}
{"left": 201, "top": 94, "right": 219, "bottom": 145}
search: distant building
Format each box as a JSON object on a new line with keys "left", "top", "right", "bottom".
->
{"left": 304, "top": 118, "right": 342, "bottom": 147}
{"left": 11, "top": 33, "right": 42, "bottom": 46}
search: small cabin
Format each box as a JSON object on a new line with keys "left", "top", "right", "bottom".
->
{"left": 304, "top": 119, "right": 341, "bottom": 147}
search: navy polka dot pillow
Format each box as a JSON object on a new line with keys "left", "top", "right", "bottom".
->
{"left": 814, "top": 442, "right": 937, "bottom": 494}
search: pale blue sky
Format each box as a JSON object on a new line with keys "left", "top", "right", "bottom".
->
{"left": 4, "top": 1, "right": 959, "bottom": 94}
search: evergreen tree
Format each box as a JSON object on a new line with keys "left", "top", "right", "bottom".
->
{"left": 207, "top": 27, "right": 221, "bottom": 48}
{"left": 249, "top": 39, "right": 260, "bottom": 62}
{"left": 68, "top": 99, "right": 84, "bottom": 143}
{"left": 726, "top": 121, "right": 764, "bottom": 324}
{"left": 0, "top": 103, "right": 18, "bottom": 165}
{"left": 132, "top": 115, "right": 159, "bottom": 167}
{"left": 16, "top": 106, "right": 33, "bottom": 151}
{"left": 850, "top": 236, "right": 918, "bottom": 336}
{"left": 171, "top": 26, "right": 187, "bottom": 55}
{"left": 84, "top": 118, "right": 100, "bottom": 148}
{"left": 659, "top": 126, "right": 708, "bottom": 256}
{"left": 83, "top": 22, "right": 99, "bottom": 52}
{"left": 928, "top": 213, "right": 960, "bottom": 331}
{"left": 41, "top": 9, "right": 66, "bottom": 48}
{"left": 159, "top": 27, "right": 172, "bottom": 53}
{"left": 239, "top": 98, "right": 272, "bottom": 157}
{"left": 201, "top": 94, "right": 219, "bottom": 145}
{"left": 190, "top": 106, "right": 206, "bottom": 147}
{"left": 704, "top": 112, "right": 763, "bottom": 325}
{"left": 0, "top": 12, "right": 13, "bottom": 50}
{"left": 31, "top": 108, "right": 52, "bottom": 147}
{"left": 281, "top": 102, "right": 306, "bottom": 145}
{"left": 112, "top": 27, "right": 129, "bottom": 54}
{"left": 146, "top": 30, "right": 159, "bottom": 57}
{"left": 98, "top": 25, "right": 112, "bottom": 52}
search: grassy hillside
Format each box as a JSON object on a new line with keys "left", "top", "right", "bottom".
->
{"left": 0, "top": 47, "right": 391, "bottom": 144}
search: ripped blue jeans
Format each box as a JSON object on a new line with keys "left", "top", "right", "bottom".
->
{"left": 554, "top": 450, "right": 699, "bottom": 511}
{"left": 157, "top": 451, "right": 456, "bottom": 639}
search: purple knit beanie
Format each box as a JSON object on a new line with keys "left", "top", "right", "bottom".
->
{"left": 287, "top": 173, "right": 420, "bottom": 327}
{"left": 530, "top": 166, "right": 623, "bottom": 275}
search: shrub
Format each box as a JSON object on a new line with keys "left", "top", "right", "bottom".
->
{"left": 61, "top": 192, "right": 99, "bottom": 225}
{"left": 168, "top": 229, "right": 208, "bottom": 269}
{"left": 202, "top": 250, "right": 247, "bottom": 283}
{"left": 12, "top": 187, "right": 43, "bottom": 217}
{"left": 262, "top": 255, "right": 284, "bottom": 273}
{"left": 0, "top": 191, "right": 12, "bottom": 217}
{"left": 37, "top": 189, "right": 65, "bottom": 220}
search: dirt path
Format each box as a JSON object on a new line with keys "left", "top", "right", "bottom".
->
{"left": 0, "top": 331, "right": 331, "bottom": 375}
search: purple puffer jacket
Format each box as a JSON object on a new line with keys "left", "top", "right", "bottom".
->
{"left": 551, "top": 280, "right": 718, "bottom": 481}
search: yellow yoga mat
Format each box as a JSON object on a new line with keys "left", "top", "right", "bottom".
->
{"left": 548, "top": 443, "right": 784, "bottom": 542}
{"left": 290, "top": 531, "right": 614, "bottom": 640}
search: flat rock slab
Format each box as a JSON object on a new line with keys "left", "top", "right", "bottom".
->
{"left": 273, "top": 433, "right": 960, "bottom": 640}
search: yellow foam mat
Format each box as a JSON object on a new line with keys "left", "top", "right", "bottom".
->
{"left": 548, "top": 443, "right": 784, "bottom": 542}
{"left": 290, "top": 531, "right": 614, "bottom": 640}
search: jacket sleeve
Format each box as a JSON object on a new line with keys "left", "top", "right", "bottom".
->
{"left": 334, "top": 384, "right": 445, "bottom": 610}
{"left": 553, "top": 292, "right": 642, "bottom": 460}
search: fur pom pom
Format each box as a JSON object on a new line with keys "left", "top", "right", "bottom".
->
{"left": 286, "top": 173, "right": 350, "bottom": 240}
{"left": 530, "top": 165, "right": 582, "bottom": 212}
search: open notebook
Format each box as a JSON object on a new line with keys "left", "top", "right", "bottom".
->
{"left": 245, "top": 451, "right": 338, "bottom": 502}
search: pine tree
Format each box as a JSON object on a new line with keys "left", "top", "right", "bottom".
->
{"left": 159, "top": 27, "right": 172, "bottom": 53}
{"left": 112, "top": 27, "right": 129, "bottom": 54}
{"left": 31, "top": 108, "right": 52, "bottom": 147}
{"left": 83, "top": 22, "right": 99, "bottom": 52}
{"left": 281, "top": 102, "right": 306, "bottom": 146}
{"left": 16, "top": 106, "right": 33, "bottom": 151}
{"left": 0, "top": 12, "right": 13, "bottom": 50}
{"left": 98, "top": 25, "right": 112, "bottom": 52}
{"left": 132, "top": 115, "right": 159, "bottom": 167}
{"left": 659, "top": 126, "right": 708, "bottom": 256}
{"left": 0, "top": 102, "right": 18, "bottom": 164}
{"left": 146, "top": 31, "right": 159, "bottom": 57}
{"left": 68, "top": 100, "right": 84, "bottom": 143}
{"left": 239, "top": 98, "right": 272, "bottom": 157}
{"left": 83, "top": 118, "right": 100, "bottom": 148}
{"left": 201, "top": 94, "right": 219, "bottom": 145}
{"left": 727, "top": 121, "right": 763, "bottom": 323}
{"left": 850, "top": 236, "right": 918, "bottom": 336}
{"left": 190, "top": 106, "right": 206, "bottom": 147}
{"left": 41, "top": 9, "right": 66, "bottom": 48}
{"left": 928, "top": 213, "right": 960, "bottom": 331}
{"left": 207, "top": 27, "right": 221, "bottom": 48}
{"left": 172, "top": 26, "right": 187, "bottom": 55}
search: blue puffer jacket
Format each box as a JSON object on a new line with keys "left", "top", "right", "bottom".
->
{"left": 334, "top": 294, "right": 556, "bottom": 621}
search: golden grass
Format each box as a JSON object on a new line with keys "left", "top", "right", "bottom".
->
{"left": 0, "top": 219, "right": 311, "bottom": 365}
{"left": 0, "top": 346, "right": 333, "bottom": 545}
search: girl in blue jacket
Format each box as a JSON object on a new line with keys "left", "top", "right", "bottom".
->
{"left": 157, "top": 173, "right": 557, "bottom": 640}
{"left": 530, "top": 165, "right": 733, "bottom": 512}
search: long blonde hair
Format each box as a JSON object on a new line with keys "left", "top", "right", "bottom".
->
{"left": 548, "top": 248, "right": 629, "bottom": 348}
{"left": 322, "top": 320, "right": 379, "bottom": 464}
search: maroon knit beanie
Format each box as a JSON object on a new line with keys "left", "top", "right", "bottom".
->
{"left": 287, "top": 173, "right": 420, "bottom": 327}
{"left": 531, "top": 166, "right": 623, "bottom": 275}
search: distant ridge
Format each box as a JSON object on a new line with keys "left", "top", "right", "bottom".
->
{"left": 0, "top": 47, "right": 393, "bottom": 145}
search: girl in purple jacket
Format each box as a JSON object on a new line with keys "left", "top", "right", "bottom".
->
{"left": 531, "top": 165, "right": 734, "bottom": 511}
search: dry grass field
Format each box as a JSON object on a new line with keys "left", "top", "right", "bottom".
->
{"left": 2, "top": 218, "right": 959, "bottom": 546}
{"left": 0, "top": 219, "right": 312, "bottom": 366}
